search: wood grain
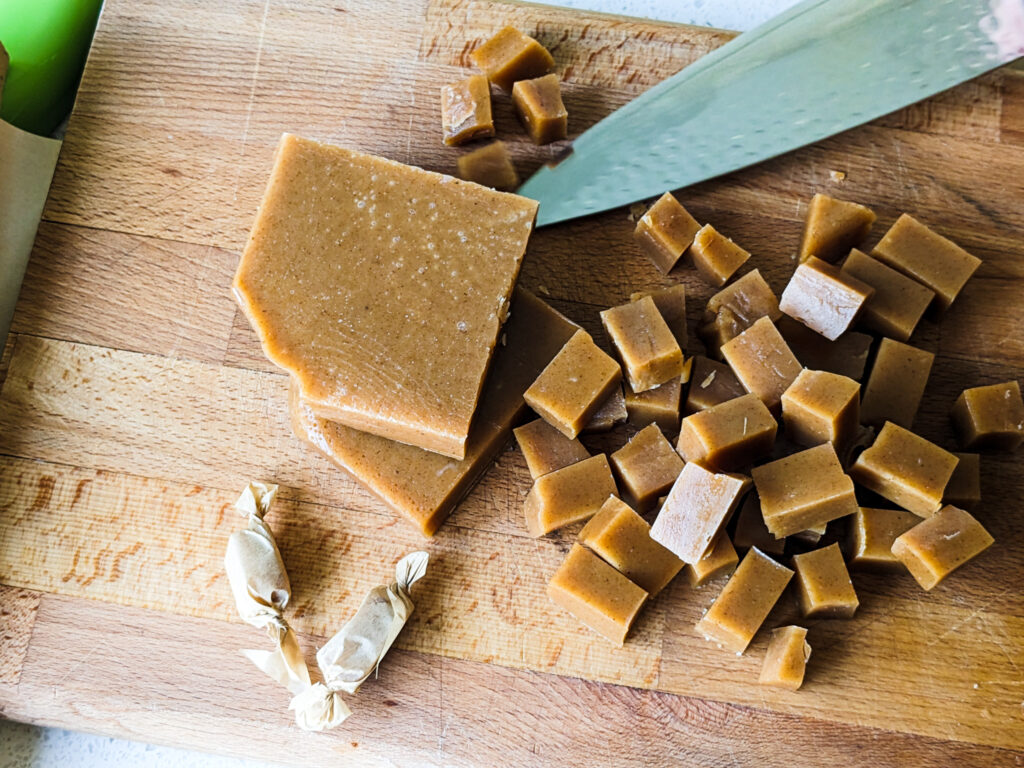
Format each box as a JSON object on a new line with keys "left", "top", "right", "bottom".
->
{"left": 0, "top": 586, "right": 41, "bottom": 686}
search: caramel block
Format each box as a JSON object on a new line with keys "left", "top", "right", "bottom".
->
{"left": 840, "top": 248, "right": 934, "bottom": 341}
{"left": 580, "top": 496, "right": 684, "bottom": 596}
{"left": 650, "top": 462, "right": 750, "bottom": 563}
{"left": 235, "top": 134, "right": 537, "bottom": 460}
{"left": 780, "top": 256, "right": 874, "bottom": 341}
{"left": 696, "top": 547, "right": 794, "bottom": 654}
{"left": 798, "top": 193, "right": 876, "bottom": 263}
{"left": 759, "top": 626, "right": 810, "bottom": 690}
{"left": 512, "top": 74, "right": 568, "bottom": 145}
{"left": 583, "top": 385, "right": 627, "bottom": 433}
{"left": 700, "top": 269, "right": 781, "bottom": 356}
{"left": 601, "top": 295, "right": 684, "bottom": 393}
{"left": 781, "top": 369, "right": 860, "bottom": 451}
{"left": 944, "top": 453, "right": 981, "bottom": 509}
{"left": 470, "top": 26, "right": 554, "bottom": 92}
{"left": 871, "top": 214, "right": 981, "bottom": 311}
{"left": 721, "top": 318, "right": 803, "bottom": 413}
{"left": 634, "top": 192, "right": 701, "bottom": 273}
{"left": 548, "top": 543, "right": 648, "bottom": 646}
{"left": 685, "top": 356, "right": 746, "bottom": 414}
{"left": 630, "top": 284, "right": 688, "bottom": 349}
{"left": 860, "top": 338, "right": 934, "bottom": 430}
{"left": 440, "top": 74, "right": 494, "bottom": 146}
{"left": 850, "top": 422, "right": 958, "bottom": 517}
{"left": 524, "top": 330, "right": 621, "bottom": 439}
{"left": 610, "top": 423, "right": 685, "bottom": 511}
{"left": 892, "top": 505, "right": 994, "bottom": 590}
{"left": 514, "top": 418, "right": 589, "bottom": 480}
{"left": 848, "top": 507, "right": 920, "bottom": 571}
{"left": 524, "top": 454, "right": 618, "bottom": 537}
{"left": 290, "top": 288, "right": 576, "bottom": 536}
{"left": 456, "top": 141, "right": 519, "bottom": 190}
{"left": 753, "top": 443, "right": 858, "bottom": 538}
{"left": 777, "top": 316, "right": 871, "bottom": 381}
{"left": 951, "top": 381, "right": 1024, "bottom": 451}
{"left": 685, "top": 533, "right": 740, "bottom": 587}
{"left": 733, "top": 492, "right": 785, "bottom": 556}
{"left": 678, "top": 393, "right": 777, "bottom": 472}
{"left": 625, "top": 377, "right": 682, "bottom": 433}
{"left": 792, "top": 543, "right": 859, "bottom": 619}
{"left": 690, "top": 224, "right": 751, "bottom": 287}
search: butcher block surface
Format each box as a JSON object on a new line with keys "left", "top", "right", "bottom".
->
{"left": 1, "top": 0, "right": 1023, "bottom": 764}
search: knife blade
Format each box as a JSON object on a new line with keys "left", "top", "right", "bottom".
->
{"left": 518, "top": 0, "right": 1024, "bottom": 227}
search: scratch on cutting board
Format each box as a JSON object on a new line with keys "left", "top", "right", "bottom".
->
{"left": 234, "top": 0, "right": 273, "bottom": 201}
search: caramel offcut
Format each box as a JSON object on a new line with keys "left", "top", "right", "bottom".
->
{"left": 798, "top": 193, "right": 875, "bottom": 263}
{"left": 470, "top": 26, "right": 554, "bottom": 92}
{"left": 634, "top": 192, "right": 701, "bottom": 273}
{"left": 440, "top": 74, "right": 494, "bottom": 146}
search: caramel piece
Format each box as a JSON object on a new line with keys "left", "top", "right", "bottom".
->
{"left": 792, "top": 543, "right": 859, "bottom": 619}
{"left": 524, "top": 329, "right": 621, "bottom": 439}
{"left": 579, "top": 497, "right": 684, "bottom": 596}
{"left": 777, "top": 316, "right": 871, "bottom": 381}
{"left": 780, "top": 256, "right": 874, "bottom": 341}
{"left": 798, "top": 193, "right": 876, "bottom": 263}
{"left": 840, "top": 248, "right": 933, "bottom": 341}
{"left": 650, "top": 462, "right": 750, "bottom": 563}
{"left": 951, "top": 381, "right": 1024, "bottom": 451}
{"left": 470, "top": 26, "right": 554, "bottom": 92}
{"left": 891, "top": 505, "right": 994, "bottom": 590}
{"left": 733, "top": 492, "right": 785, "bottom": 556}
{"left": 514, "top": 418, "right": 589, "bottom": 480}
{"left": 677, "top": 393, "right": 777, "bottom": 472}
{"left": 850, "top": 422, "right": 958, "bottom": 517}
{"left": 721, "top": 317, "right": 803, "bottom": 413}
{"left": 625, "top": 377, "right": 682, "bottom": 433}
{"left": 456, "top": 141, "right": 519, "bottom": 190}
{"left": 848, "top": 507, "right": 920, "bottom": 571}
{"left": 871, "top": 214, "right": 981, "bottom": 311}
{"left": 236, "top": 134, "right": 537, "bottom": 460}
{"left": 781, "top": 369, "right": 860, "bottom": 451}
{"left": 759, "top": 626, "right": 810, "bottom": 690}
{"left": 944, "top": 453, "right": 981, "bottom": 509}
{"left": 699, "top": 269, "right": 781, "bottom": 356}
{"left": 753, "top": 443, "right": 858, "bottom": 538}
{"left": 684, "top": 532, "right": 739, "bottom": 586}
{"left": 440, "top": 74, "right": 494, "bottom": 146}
{"left": 601, "top": 295, "right": 684, "bottom": 393}
{"left": 634, "top": 192, "right": 701, "bottom": 273}
{"left": 524, "top": 454, "right": 618, "bottom": 537}
{"left": 547, "top": 543, "right": 648, "bottom": 646}
{"left": 290, "top": 288, "right": 576, "bottom": 536}
{"left": 512, "top": 74, "right": 568, "bottom": 145}
{"left": 791, "top": 521, "right": 827, "bottom": 546}
{"left": 630, "top": 284, "right": 688, "bottom": 349}
{"left": 860, "top": 338, "right": 934, "bottom": 430}
{"left": 685, "top": 356, "right": 746, "bottom": 414}
{"left": 690, "top": 224, "right": 751, "bottom": 287}
{"left": 583, "top": 385, "right": 627, "bottom": 433}
{"left": 610, "top": 423, "right": 685, "bottom": 511}
{"left": 695, "top": 547, "right": 794, "bottom": 653}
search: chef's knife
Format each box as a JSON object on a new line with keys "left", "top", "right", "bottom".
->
{"left": 518, "top": 0, "right": 1024, "bottom": 227}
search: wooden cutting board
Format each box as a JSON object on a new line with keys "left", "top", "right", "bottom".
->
{"left": 1, "top": 0, "right": 1022, "bottom": 764}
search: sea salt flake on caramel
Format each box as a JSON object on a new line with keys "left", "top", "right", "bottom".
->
{"left": 634, "top": 192, "right": 701, "bottom": 273}
{"left": 780, "top": 256, "right": 874, "bottom": 341}
{"left": 759, "top": 626, "right": 810, "bottom": 690}
{"left": 792, "top": 542, "right": 859, "bottom": 619}
{"left": 601, "top": 295, "right": 684, "bottom": 393}
{"left": 470, "top": 26, "right": 554, "bottom": 92}
{"left": 441, "top": 74, "right": 494, "bottom": 146}
{"left": 514, "top": 418, "right": 590, "bottom": 480}
{"left": 951, "top": 380, "right": 1024, "bottom": 451}
{"left": 891, "top": 505, "right": 994, "bottom": 590}
{"left": 524, "top": 454, "right": 618, "bottom": 537}
{"left": 860, "top": 338, "right": 934, "bottom": 430}
{"left": 721, "top": 317, "right": 803, "bottom": 413}
{"left": 798, "top": 193, "right": 876, "bottom": 263}
{"left": 610, "top": 423, "right": 685, "bottom": 511}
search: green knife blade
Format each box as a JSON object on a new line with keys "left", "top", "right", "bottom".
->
{"left": 518, "top": 0, "right": 1023, "bottom": 227}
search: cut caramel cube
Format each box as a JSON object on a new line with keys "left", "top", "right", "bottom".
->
{"left": 610, "top": 423, "right": 685, "bottom": 512}
{"left": 733, "top": 492, "right": 785, "bottom": 555}
{"left": 752, "top": 443, "right": 858, "bottom": 538}
{"left": 840, "top": 248, "right": 933, "bottom": 341}
{"left": 583, "top": 385, "right": 627, "bottom": 433}
{"left": 601, "top": 295, "right": 684, "bottom": 392}
{"left": 871, "top": 214, "right": 981, "bottom": 311}
{"left": 780, "top": 256, "right": 874, "bottom": 341}
{"left": 456, "top": 141, "right": 519, "bottom": 190}
{"left": 524, "top": 454, "right": 618, "bottom": 537}
{"left": 441, "top": 74, "right": 494, "bottom": 146}
{"left": 848, "top": 507, "right": 920, "bottom": 571}
{"left": 677, "top": 393, "right": 777, "bottom": 472}
{"left": 781, "top": 369, "right": 860, "bottom": 451}
{"left": 759, "top": 626, "right": 810, "bottom": 690}
{"left": 860, "top": 338, "right": 934, "bottom": 430}
{"left": 579, "top": 496, "right": 684, "bottom": 596}
{"left": 470, "top": 26, "right": 554, "bottom": 92}
{"left": 548, "top": 543, "right": 648, "bottom": 646}
{"left": 699, "top": 269, "right": 781, "bottom": 356}
{"left": 514, "top": 418, "right": 589, "bottom": 480}
{"left": 696, "top": 547, "right": 794, "bottom": 654}
{"left": 625, "top": 377, "right": 682, "bottom": 433}
{"left": 512, "top": 73, "right": 568, "bottom": 145}
{"left": 792, "top": 543, "right": 859, "bottom": 619}
{"left": 777, "top": 316, "right": 871, "bottom": 381}
{"left": 891, "top": 505, "right": 994, "bottom": 590}
{"left": 850, "top": 422, "right": 958, "bottom": 517}
{"left": 634, "top": 192, "right": 701, "bottom": 273}
{"left": 721, "top": 317, "right": 803, "bottom": 413}
{"left": 524, "top": 330, "right": 621, "bottom": 439}
{"left": 944, "top": 453, "right": 981, "bottom": 509}
{"left": 650, "top": 462, "right": 750, "bottom": 563}
{"left": 951, "top": 381, "right": 1024, "bottom": 451}
{"left": 630, "top": 284, "right": 688, "bottom": 349}
{"left": 690, "top": 224, "right": 751, "bottom": 287}
{"left": 684, "top": 533, "right": 739, "bottom": 587}
{"left": 798, "top": 193, "right": 875, "bottom": 263}
{"left": 685, "top": 356, "right": 746, "bottom": 414}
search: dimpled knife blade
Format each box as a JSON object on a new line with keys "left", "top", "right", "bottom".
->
{"left": 518, "top": 0, "right": 1024, "bottom": 227}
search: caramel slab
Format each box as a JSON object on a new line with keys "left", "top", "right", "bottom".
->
{"left": 470, "top": 26, "right": 554, "bottom": 92}
{"left": 514, "top": 418, "right": 590, "bottom": 480}
{"left": 677, "top": 393, "right": 777, "bottom": 472}
{"left": 524, "top": 454, "right": 618, "bottom": 537}
{"left": 634, "top": 192, "right": 701, "bottom": 273}
{"left": 456, "top": 141, "right": 519, "bottom": 190}
{"left": 690, "top": 224, "right": 751, "bottom": 287}
{"left": 951, "top": 381, "right": 1024, "bottom": 451}
{"left": 860, "top": 338, "right": 934, "bottom": 430}
{"left": 759, "top": 626, "right": 810, "bottom": 690}
{"left": 792, "top": 543, "right": 859, "bottom": 619}
{"left": 840, "top": 248, "right": 934, "bottom": 341}
{"left": 892, "top": 505, "right": 994, "bottom": 590}
{"left": 512, "top": 73, "right": 568, "bottom": 145}
{"left": 798, "top": 193, "right": 875, "bottom": 263}
{"left": 781, "top": 369, "right": 860, "bottom": 451}
{"left": 441, "top": 74, "right": 494, "bottom": 146}
{"left": 601, "top": 294, "right": 684, "bottom": 392}
{"left": 721, "top": 317, "right": 803, "bottom": 413}
{"left": 848, "top": 507, "right": 921, "bottom": 571}
{"left": 610, "top": 423, "right": 685, "bottom": 511}
{"left": 780, "top": 256, "right": 874, "bottom": 341}
{"left": 685, "top": 356, "right": 746, "bottom": 414}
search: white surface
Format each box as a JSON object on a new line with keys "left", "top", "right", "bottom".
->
{"left": 0, "top": 0, "right": 796, "bottom": 766}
